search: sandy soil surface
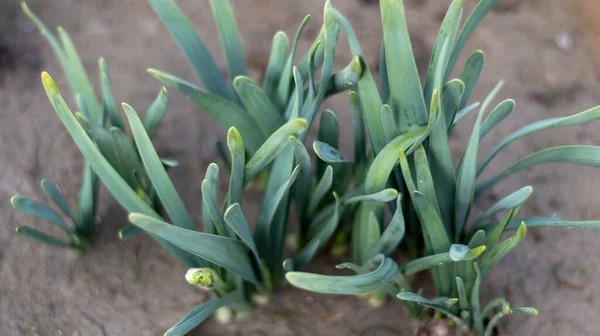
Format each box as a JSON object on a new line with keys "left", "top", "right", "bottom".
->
{"left": 1, "top": 0, "right": 599, "bottom": 335}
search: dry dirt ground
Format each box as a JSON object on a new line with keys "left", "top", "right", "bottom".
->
{"left": 1, "top": 0, "right": 600, "bottom": 335}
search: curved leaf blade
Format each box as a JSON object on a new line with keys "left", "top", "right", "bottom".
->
{"left": 40, "top": 179, "right": 75, "bottom": 221}
{"left": 165, "top": 291, "right": 241, "bottom": 336}
{"left": 148, "top": 0, "right": 230, "bottom": 99}
{"left": 122, "top": 103, "right": 195, "bottom": 231}
{"left": 129, "top": 213, "right": 258, "bottom": 284}
{"left": 11, "top": 196, "right": 72, "bottom": 233}
{"left": 148, "top": 69, "right": 264, "bottom": 153}
{"left": 286, "top": 254, "right": 399, "bottom": 295}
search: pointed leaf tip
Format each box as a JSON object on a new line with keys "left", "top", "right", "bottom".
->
{"left": 41, "top": 72, "right": 59, "bottom": 94}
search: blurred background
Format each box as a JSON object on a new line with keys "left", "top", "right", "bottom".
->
{"left": 1, "top": 0, "right": 599, "bottom": 335}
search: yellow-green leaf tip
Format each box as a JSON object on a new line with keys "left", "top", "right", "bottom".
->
{"left": 518, "top": 222, "right": 527, "bottom": 237}
{"left": 10, "top": 196, "right": 19, "bottom": 208}
{"left": 41, "top": 72, "right": 59, "bottom": 95}
{"left": 227, "top": 127, "right": 243, "bottom": 149}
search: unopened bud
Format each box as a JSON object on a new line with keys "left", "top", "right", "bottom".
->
{"left": 185, "top": 268, "right": 214, "bottom": 289}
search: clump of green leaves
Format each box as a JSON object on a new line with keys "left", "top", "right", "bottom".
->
{"left": 25, "top": 0, "right": 600, "bottom": 334}
{"left": 12, "top": 4, "right": 171, "bottom": 250}
{"left": 286, "top": 0, "right": 600, "bottom": 334}
{"left": 35, "top": 0, "right": 365, "bottom": 334}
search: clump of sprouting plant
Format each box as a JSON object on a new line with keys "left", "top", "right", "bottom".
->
{"left": 12, "top": 4, "right": 172, "bottom": 250}
{"left": 286, "top": 0, "right": 600, "bottom": 334}
{"left": 23, "top": 0, "right": 600, "bottom": 334}
{"left": 36, "top": 0, "right": 367, "bottom": 334}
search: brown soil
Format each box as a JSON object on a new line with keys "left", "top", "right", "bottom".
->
{"left": 1, "top": 0, "right": 599, "bottom": 335}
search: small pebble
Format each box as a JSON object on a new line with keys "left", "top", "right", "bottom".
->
{"left": 555, "top": 31, "right": 575, "bottom": 51}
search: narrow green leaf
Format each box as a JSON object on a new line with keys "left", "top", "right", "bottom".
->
{"left": 456, "top": 277, "right": 468, "bottom": 310}
{"left": 455, "top": 81, "right": 503, "bottom": 239}
{"left": 429, "top": 90, "right": 457, "bottom": 234}
{"left": 325, "top": 56, "right": 364, "bottom": 96}
{"left": 263, "top": 32, "right": 290, "bottom": 100}
{"left": 91, "top": 127, "right": 126, "bottom": 180}
{"left": 371, "top": 195, "right": 405, "bottom": 256}
{"left": 201, "top": 166, "right": 230, "bottom": 237}
{"left": 15, "top": 226, "right": 72, "bottom": 248}
{"left": 477, "top": 146, "right": 600, "bottom": 197}
{"left": 118, "top": 224, "right": 143, "bottom": 241}
{"left": 316, "top": 109, "right": 341, "bottom": 177}
{"left": 21, "top": 2, "right": 68, "bottom": 72}
{"left": 446, "top": 0, "right": 500, "bottom": 81}
{"left": 451, "top": 102, "right": 480, "bottom": 128}
{"left": 99, "top": 58, "right": 124, "bottom": 129}
{"left": 293, "top": 194, "right": 340, "bottom": 270}
{"left": 111, "top": 127, "right": 144, "bottom": 188}
{"left": 457, "top": 50, "right": 484, "bottom": 110}
{"left": 406, "top": 91, "right": 441, "bottom": 155}
{"left": 308, "top": 165, "right": 333, "bottom": 214}
{"left": 423, "top": 0, "right": 463, "bottom": 108}
{"left": 276, "top": 15, "right": 310, "bottom": 108}
{"left": 244, "top": 118, "right": 307, "bottom": 184}
{"left": 148, "top": 0, "right": 231, "bottom": 99}
{"left": 257, "top": 164, "right": 300, "bottom": 273}
{"left": 122, "top": 103, "right": 196, "bottom": 231}
{"left": 75, "top": 164, "right": 98, "bottom": 237}
{"left": 143, "top": 86, "right": 169, "bottom": 139}
{"left": 472, "top": 186, "right": 532, "bottom": 228}
{"left": 262, "top": 165, "right": 300, "bottom": 233}
{"left": 349, "top": 92, "right": 366, "bottom": 167}
{"left": 353, "top": 127, "right": 425, "bottom": 264}
{"left": 379, "top": 42, "right": 389, "bottom": 103}
{"left": 56, "top": 27, "right": 102, "bottom": 125}
{"left": 40, "top": 179, "right": 75, "bottom": 221}
{"left": 442, "top": 79, "right": 465, "bottom": 132}
{"left": 482, "top": 206, "right": 521, "bottom": 255}
{"left": 510, "top": 307, "right": 539, "bottom": 315}
{"left": 506, "top": 217, "right": 600, "bottom": 230}
{"left": 226, "top": 128, "right": 245, "bottom": 207}
{"left": 12, "top": 196, "right": 72, "bottom": 233}
{"left": 313, "top": 141, "right": 349, "bottom": 164}
{"left": 304, "top": 41, "right": 321, "bottom": 102}
{"left": 148, "top": 69, "right": 264, "bottom": 153}
{"left": 290, "top": 67, "right": 304, "bottom": 119}
{"left": 381, "top": 0, "right": 428, "bottom": 132}
{"left": 289, "top": 136, "right": 311, "bottom": 227}
{"left": 286, "top": 254, "right": 399, "bottom": 295}
{"left": 164, "top": 291, "right": 241, "bottom": 336}
{"left": 479, "top": 223, "right": 527, "bottom": 277}
{"left": 414, "top": 145, "right": 441, "bottom": 214}
{"left": 210, "top": 0, "right": 246, "bottom": 82}
{"left": 297, "top": 27, "right": 325, "bottom": 82}
{"left": 381, "top": 104, "right": 398, "bottom": 142}
{"left": 327, "top": 6, "right": 385, "bottom": 154}
{"left": 399, "top": 150, "right": 450, "bottom": 254}
{"left": 471, "top": 263, "right": 485, "bottom": 334}
{"left": 224, "top": 204, "right": 264, "bottom": 282}
{"left": 481, "top": 297, "right": 508, "bottom": 318}
{"left": 410, "top": 192, "right": 453, "bottom": 295}
{"left": 480, "top": 99, "right": 515, "bottom": 140}
{"left": 345, "top": 189, "right": 398, "bottom": 205}
{"left": 478, "top": 105, "right": 600, "bottom": 175}
{"left": 233, "top": 76, "right": 284, "bottom": 137}
{"left": 129, "top": 213, "right": 258, "bottom": 284}
{"left": 400, "top": 245, "right": 485, "bottom": 275}
{"left": 396, "top": 292, "right": 459, "bottom": 318}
